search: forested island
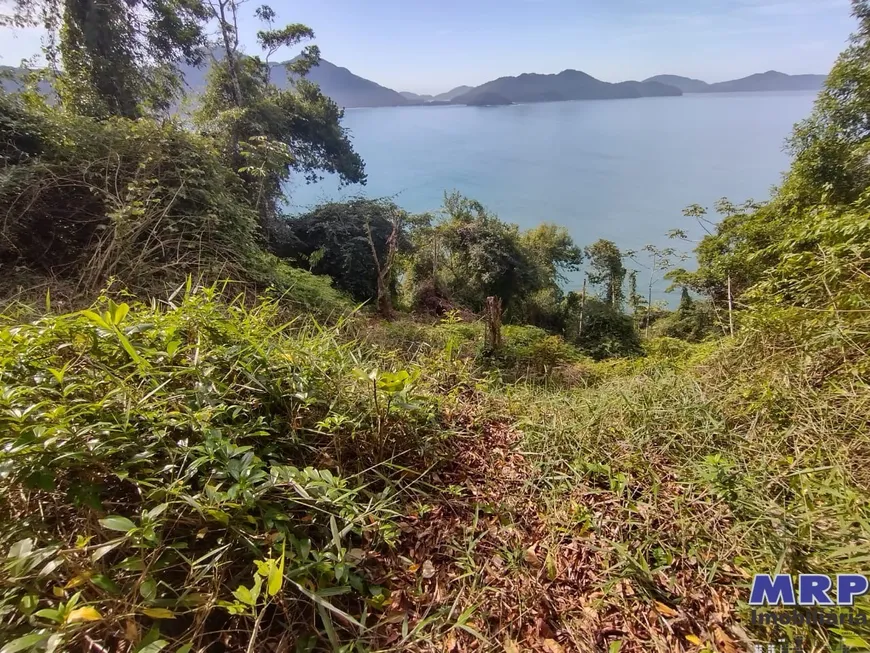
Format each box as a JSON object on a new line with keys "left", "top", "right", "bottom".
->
{"left": 0, "top": 0, "right": 869, "bottom": 652}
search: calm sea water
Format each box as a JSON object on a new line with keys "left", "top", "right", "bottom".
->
{"left": 285, "top": 91, "right": 818, "bottom": 297}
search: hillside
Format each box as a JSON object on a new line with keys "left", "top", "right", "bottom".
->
{"left": 399, "top": 91, "right": 432, "bottom": 101}
{"left": 270, "top": 58, "right": 411, "bottom": 107}
{"left": 4, "top": 0, "right": 870, "bottom": 651}
{"left": 0, "top": 65, "right": 52, "bottom": 96}
{"left": 452, "top": 69, "right": 682, "bottom": 105}
{"left": 705, "top": 70, "right": 826, "bottom": 92}
{"left": 463, "top": 91, "right": 512, "bottom": 106}
{"left": 178, "top": 54, "right": 412, "bottom": 108}
{"left": 643, "top": 74, "right": 710, "bottom": 93}
{"left": 645, "top": 70, "right": 827, "bottom": 93}
{"left": 432, "top": 84, "right": 473, "bottom": 101}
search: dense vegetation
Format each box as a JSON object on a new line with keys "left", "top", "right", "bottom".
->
{"left": 1, "top": 0, "right": 870, "bottom": 652}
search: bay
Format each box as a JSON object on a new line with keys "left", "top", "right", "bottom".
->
{"left": 285, "top": 90, "right": 818, "bottom": 298}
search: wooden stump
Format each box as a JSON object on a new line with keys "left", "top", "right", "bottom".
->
{"left": 484, "top": 296, "right": 503, "bottom": 353}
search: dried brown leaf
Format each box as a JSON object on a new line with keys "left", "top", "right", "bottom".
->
{"left": 654, "top": 601, "right": 679, "bottom": 618}
{"left": 541, "top": 639, "right": 565, "bottom": 653}
{"left": 422, "top": 560, "right": 436, "bottom": 578}
{"left": 524, "top": 544, "right": 541, "bottom": 568}
{"left": 713, "top": 626, "right": 739, "bottom": 653}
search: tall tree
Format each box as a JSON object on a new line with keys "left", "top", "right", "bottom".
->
{"left": 7, "top": 0, "right": 209, "bottom": 117}
{"left": 784, "top": 0, "right": 870, "bottom": 206}
{"left": 435, "top": 192, "right": 537, "bottom": 312}
{"left": 194, "top": 4, "right": 365, "bottom": 249}
{"left": 585, "top": 239, "right": 626, "bottom": 309}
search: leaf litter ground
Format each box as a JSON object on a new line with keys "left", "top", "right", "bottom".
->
{"left": 362, "top": 391, "right": 749, "bottom": 652}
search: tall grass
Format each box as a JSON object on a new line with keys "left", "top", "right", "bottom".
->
{"left": 499, "top": 324, "right": 870, "bottom": 651}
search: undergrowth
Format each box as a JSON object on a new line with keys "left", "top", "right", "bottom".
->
{"left": 3, "top": 288, "right": 869, "bottom": 652}
{"left": 0, "top": 285, "right": 473, "bottom": 652}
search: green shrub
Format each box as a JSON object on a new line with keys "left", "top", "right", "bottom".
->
{"left": 498, "top": 325, "right": 583, "bottom": 375}
{"left": 648, "top": 302, "right": 719, "bottom": 342}
{"left": 571, "top": 298, "right": 643, "bottom": 360}
{"left": 284, "top": 199, "right": 408, "bottom": 303}
{"left": 0, "top": 288, "right": 437, "bottom": 651}
{"left": 0, "top": 95, "right": 351, "bottom": 316}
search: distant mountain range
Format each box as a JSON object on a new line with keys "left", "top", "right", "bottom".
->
{"left": 287, "top": 64, "right": 826, "bottom": 107}
{"left": 179, "top": 54, "right": 827, "bottom": 108}
{"left": 1, "top": 55, "right": 827, "bottom": 110}
{"left": 0, "top": 65, "right": 52, "bottom": 95}
{"left": 644, "top": 71, "right": 826, "bottom": 94}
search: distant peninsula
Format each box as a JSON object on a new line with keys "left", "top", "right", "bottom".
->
{"left": 450, "top": 70, "right": 682, "bottom": 105}
{"left": 462, "top": 91, "right": 512, "bottom": 106}
{"left": 644, "top": 71, "right": 827, "bottom": 94}
{"left": 400, "top": 86, "right": 473, "bottom": 103}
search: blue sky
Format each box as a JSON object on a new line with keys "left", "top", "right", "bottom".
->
{"left": 1, "top": 0, "right": 857, "bottom": 94}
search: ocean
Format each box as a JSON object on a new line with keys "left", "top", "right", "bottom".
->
{"left": 285, "top": 90, "right": 818, "bottom": 298}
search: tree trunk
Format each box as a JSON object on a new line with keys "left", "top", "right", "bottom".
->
{"left": 365, "top": 211, "right": 402, "bottom": 319}
{"left": 484, "top": 296, "right": 503, "bottom": 353}
{"left": 212, "top": 0, "right": 243, "bottom": 108}
{"left": 727, "top": 274, "right": 735, "bottom": 337}
{"left": 578, "top": 278, "right": 587, "bottom": 340}
{"left": 645, "top": 253, "right": 656, "bottom": 338}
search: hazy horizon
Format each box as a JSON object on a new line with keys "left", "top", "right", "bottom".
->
{"left": 0, "top": 0, "right": 855, "bottom": 95}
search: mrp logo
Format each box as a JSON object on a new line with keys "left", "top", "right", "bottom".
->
{"left": 749, "top": 574, "right": 869, "bottom": 606}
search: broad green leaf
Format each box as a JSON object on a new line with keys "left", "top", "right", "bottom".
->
{"left": 141, "top": 608, "right": 175, "bottom": 619}
{"left": 18, "top": 594, "right": 38, "bottom": 616}
{"left": 232, "top": 585, "right": 254, "bottom": 606}
{"left": 145, "top": 503, "right": 168, "bottom": 520}
{"left": 109, "top": 302, "right": 130, "bottom": 325}
{"left": 0, "top": 633, "right": 49, "bottom": 653}
{"left": 99, "top": 515, "right": 136, "bottom": 532}
{"left": 44, "top": 634, "right": 62, "bottom": 653}
{"left": 90, "top": 574, "right": 120, "bottom": 595}
{"left": 134, "top": 640, "right": 168, "bottom": 653}
{"left": 81, "top": 309, "right": 109, "bottom": 329}
{"left": 34, "top": 608, "right": 62, "bottom": 623}
{"left": 139, "top": 577, "right": 157, "bottom": 601}
{"left": 7, "top": 538, "right": 33, "bottom": 559}
{"left": 91, "top": 540, "right": 122, "bottom": 562}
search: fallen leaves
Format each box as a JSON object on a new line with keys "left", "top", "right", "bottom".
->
{"left": 541, "top": 638, "right": 565, "bottom": 653}
{"left": 654, "top": 601, "right": 679, "bottom": 618}
{"left": 364, "top": 407, "right": 748, "bottom": 653}
{"left": 713, "top": 626, "right": 740, "bottom": 653}
{"left": 524, "top": 543, "right": 542, "bottom": 568}
{"left": 421, "top": 560, "right": 436, "bottom": 579}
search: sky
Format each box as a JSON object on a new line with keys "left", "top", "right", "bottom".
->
{"left": 0, "top": 0, "right": 857, "bottom": 95}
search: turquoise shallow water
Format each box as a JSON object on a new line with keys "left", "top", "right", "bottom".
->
{"left": 285, "top": 90, "right": 817, "bottom": 298}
